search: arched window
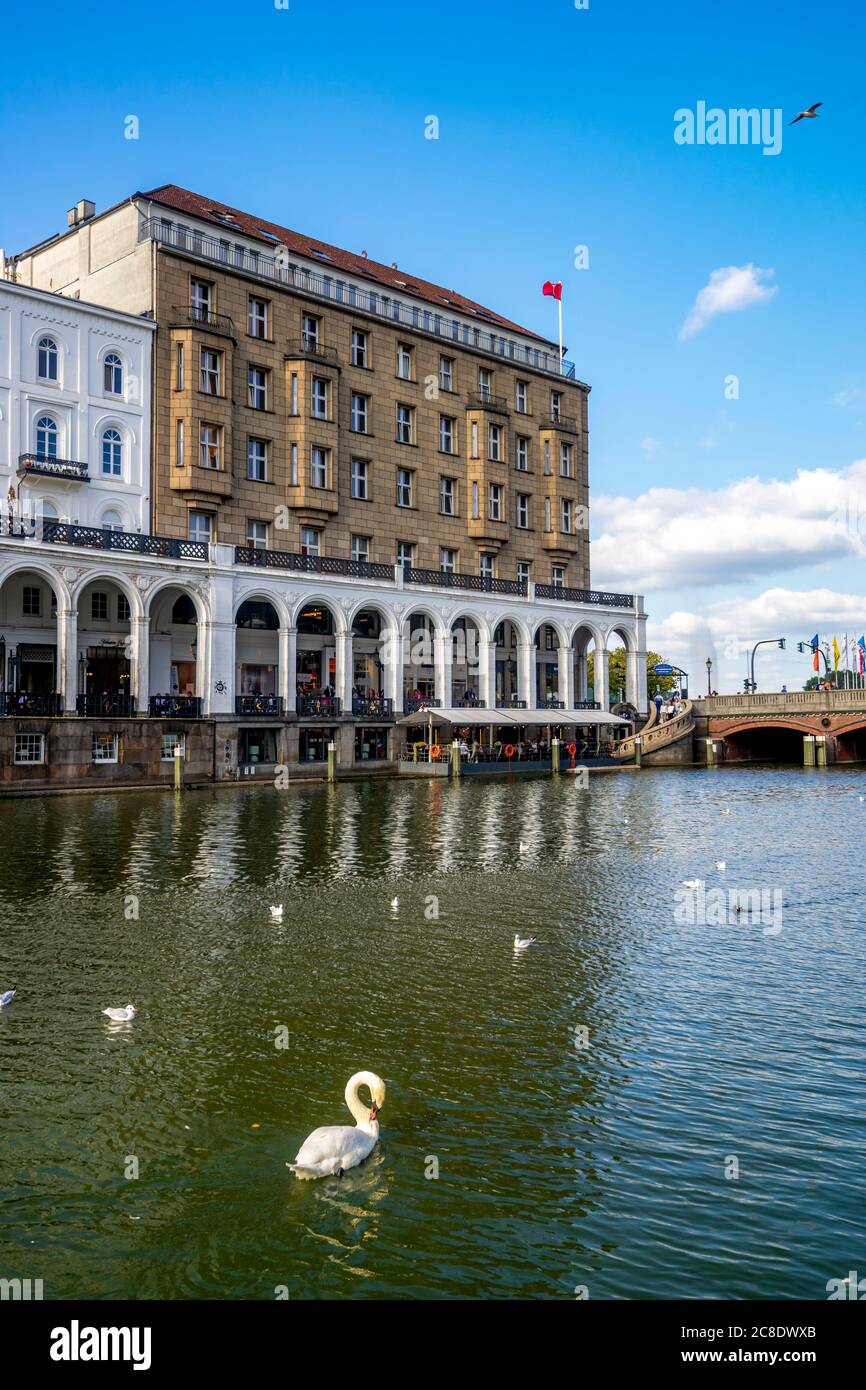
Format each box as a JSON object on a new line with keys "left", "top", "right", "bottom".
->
{"left": 101, "top": 509, "right": 123, "bottom": 532}
{"left": 40, "top": 500, "right": 59, "bottom": 525}
{"left": 102, "top": 428, "right": 122, "bottom": 477}
{"left": 37, "top": 337, "right": 59, "bottom": 382}
{"left": 35, "top": 415, "right": 58, "bottom": 458}
{"left": 104, "top": 353, "right": 123, "bottom": 395}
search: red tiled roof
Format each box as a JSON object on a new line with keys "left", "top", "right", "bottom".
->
{"left": 139, "top": 184, "right": 555, "bottom": 347}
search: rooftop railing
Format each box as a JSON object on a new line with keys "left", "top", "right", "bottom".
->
{"left": 140, "top": 217, "right": 577, "bottom": 381}
{"left": 405, "top": 567, "right": 527, "bottom": 597}
{"left": 535, "top": 583, "right": 634, "bottom": 608}
{"left": 0, "top": 519, "right": 209, "bottom": 561}
{"left": 235, "top": 546, "right": 394, "bottom": 581}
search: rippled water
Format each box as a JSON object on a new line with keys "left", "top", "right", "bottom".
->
{"left": 0, "top": 767, "right": 864, "bottom": 1300}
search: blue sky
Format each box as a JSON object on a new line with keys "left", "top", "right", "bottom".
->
{"left": 2, "top": 0, "right": 864, "bottom": 690}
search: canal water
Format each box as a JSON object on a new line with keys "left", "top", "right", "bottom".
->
{"left": 0, "top": 768, "right": 863, "bottom": 1300}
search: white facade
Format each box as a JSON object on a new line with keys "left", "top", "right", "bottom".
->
{"left": 0, "top": 280, "right": 153, "bottom": 533}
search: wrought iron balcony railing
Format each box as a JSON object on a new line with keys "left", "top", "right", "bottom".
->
{"left": 236, "top": 694, "right": 284, "bottom": 716}
{"left": 351, "top": 697, "right": 393, "bottom": 719}
{"left": 403, "top": 696, "right": 440, "bottom": 714}
{"left": 296, "top": 694, "right": 342, "bottom": 718}
{"left": 149, "top": 695, "right": 203, "bottom": 718}
{"left": 0, "top": 518, "right": 209, "bottom": 561}
{"left": 2, "top": 692, "right": 63, "bottom": 716}
{"left": 541, "top": 414, "right": 578, "bottom": 432}
{"left": 465, "top": 391, "right": 509, "bottom": 413}
{"left": 572, "top": 700, "right": 602, "bottom": 710}
{"left": 499, "top": 697, "right": 528, "bottom": 709}
{"left": 140, "top": 218, "right": 578, "bottom": 380}
{"left": 170, "top": 305, "right": 236, "bottom": 338}
{"left": 535, "top": 583, "right": 634, "bottom": 608}
{"left": 235, "top": 546, "right": 393, "bottom": 581}
{"left": 405, "top": 568, "right": 526, "bottom": 597}
{"left": 453, "top": 697, "right": 486, "bottom": 708}
{"left": 18, "top": 453, "right": 89, "bottom": 482}
{"left": 538, "top": 698, "right": 565, "bottom": 709}
{"left": 77, "top": 693, "right": 133, "bottom": 717}
{"left": 285, "top": 338, "right": 340, "bottom": 365}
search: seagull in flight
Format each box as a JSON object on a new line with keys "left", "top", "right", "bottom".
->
{"left": 789, "top": 102, "right": 822, "bottom": 126}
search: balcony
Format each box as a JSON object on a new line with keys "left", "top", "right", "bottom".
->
{"left": 77, "top": 693, "right": 133, "bottom": 717}
{"left": 351, "top": 696, "right": 393, "bottom": 719}
{"left": 465, "top": 391, "right": 509, "bottom": 414}
{"left": 535, "top": 583, "right": 634, "bottom": 609}
{"left": 40, "top": 522, "right": 207, "bottom": 561}
{"left": 297, "top": 694, "right": 342, "bottom": 718}
{"left": 285, "top": 338, "right": 340, "bottom": 366}
{"left": 141, "top": 218, "right": 579, "bottom": 381}
{"left": 499, "top": 697, "right": 527, "bottom": 709}
{"left": 2, "top": 692, "right": 63, "bottom": 716}
{"left": 404, "top": 696, "right": 440, "bottom": 714}
{"left": 538, "top": 698, "right": 565, "bottom": 710}
{"left": 454, "top": 697, "right": 486, "bottom": 708}
{"left": 573, "top": 700, "right": 602, "bottom": 711}
{"left": 169, "top": 305, "right": 236, "bottom": 339}
{"left": 405, "top": 568, "right": 526, "bottom": 597}
{"left": 540, "top": 414, "right": 578, "bottom": 433}
{"left": 236, "top": 694, "right": 284, "bottom": 716}
{"left": 235, "top": 546, "right": 394, "bottom": 581}
{"left": 18, "top": 453, "right": 89, "bottom": 483}
{"left": 149, "top": 695, "right": 203, "bottom": 718}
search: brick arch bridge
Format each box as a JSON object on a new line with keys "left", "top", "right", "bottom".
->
{"left": 695, "top": 691, "right": 866, "bottom": 764}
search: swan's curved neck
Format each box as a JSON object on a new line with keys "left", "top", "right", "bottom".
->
{"left": 345, "top": 1071, "right": 377, "bottom": 1127}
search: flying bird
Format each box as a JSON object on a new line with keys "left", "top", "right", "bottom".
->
{"left": 0, "top": 989, "right": 16, "bottom": 1008}
{"left": 102, "top": 1004, "right": 137, "bottom": 1022}
{"left": 789, "top": 102, "right": 822, "bottom": 126}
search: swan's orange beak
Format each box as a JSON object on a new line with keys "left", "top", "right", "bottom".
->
{"left": 369, "top": 1102, "right": 379, "bottom": 1121}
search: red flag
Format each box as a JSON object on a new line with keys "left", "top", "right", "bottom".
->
{"left": 813, "top": 647, "right": 820, "bottom": 672}
{"left": 542, "top": 280, "right": 563, "bottom": 300}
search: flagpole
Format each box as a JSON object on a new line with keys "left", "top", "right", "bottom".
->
{"left": 558, "top": 295, "right": 563, "bottom": 375}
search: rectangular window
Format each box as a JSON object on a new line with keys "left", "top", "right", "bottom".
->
{"left": 351, "top": 394, "right": 369, "bottom": 433}
{"left": 200, "top": 348, "right": 220, "bottom": 395}
{"left": 248, "top": 297, "right": 269, "bottom": 338}
{"left": 176, "top": 418, "right": 184, "bottom": 468}
{"left": 248, "top": 366, "right": 268, "bottom": 410}
{"left": 480, "top": 554, "right": 495, "bottom": 580}
{"left": 478, "top": 367, "right": 492, "bottom": 402}
{"left": 351, "top": 534, "right": 370, "bottom": 564}
{"left": 544, "top": 441, "right": 551, "bottom": 475}
{"left": 396, "top": 541, "right": 414, "bottom": 569}
{"left": 247, "top": 437, "right": 269, "bottom": 482}
{"left": 176, "top": 343, "right": 184, "bottom": 390}
{"left": 517, "top": 560, "right": 531, "bottom": 586}
{"left": 351, "top": 328, "right": 368, "bottom": 367}
{"left": 470, "top": 421, "right": 479, "bottom": 458}
{"left": 488, "top": 423, "right": 501, "bottom": 461}
{"left": 516, "top": 493, "right": 529, "bottom": 529}
{"left": 396, "top": 343, "right": 413, "bottom": 380}
{"left": 311, "top": 447, "right": 329, "bottom": 489}
{"left": 561, "top": 498, "right": 573, "bottom": 533}
{"left": 15, "top": 733, "right": 45, "bottom": 765}
{"left": 22, "top": 585, "right": 40, "bottom": 616}
{"left": 560, "top": 443, "right": 571, "bottom": 478}
{"left": 290, "top": 442, "right": 298, "bottom": 487}
{"left": 516, "top": 380, "right": 528, "bottom": 414}
{"left": 350, "top": 458, "right": 368, "bottom": 500}
{"left": 396, "top": 467, "right": 414, "bottom": 508}
{"left": 117, "top": 593, "right": 131, "bottom": 621}
{"left": 290, "top": 373, "right": 299, "bottom": 415}
{"left": 161, "top": 732, "right": 185, "bottom": 762}
{"left": 439, "top": 476, "right": 456, "bottom": 515}
{"left": 302, "top": 314, "right": 320, "bottom": 351}
{"left": 550, "top": 390, "right": 562, "bottom": 422}
{"left": 396, "top": 403, "right": 413, "bottom": 444}
{"left": 92, "top": 733, "right": 118, "bottom": 764}
{"left": 190, "top": 278, "right": 212, "bottom": 318}
{"left": 440, "top": 547, "right": 457, "bottom": 573}
{"left": 516, "top": 435, "right": 529, "bottom": 471}
{"left": 544, "top": 496, "right": 552, "bottom": 531}
{"left": 246, "top": 519, "right": 269, "bottom": 550}
{"left": 488, "top": 483, "right": 502, "bottom": 522}
{"left": 472, "top": 480, "right": 479, "bottom": 519}
{"left": 439, "top": 415, "right": 455, "bottom": 454}
{"left": 189, "top": 511, "right": 212, "bottom": 544}
{"left": 200, "top": 423, "right": 221, "bottom": 469}
{"left": 300, "top": 527, "right": 321, "bottom": 557}
{"left": 92, "top": 591, "right": 109, "bottom": 621}
{"left": 439, "top": 355, "right": 454, "bottom": 391}
{"left": 311, "top": 377, "right": 328, "bottom": 419}
{"left": 552, "top": 565, "right": 565, "bottom": 588}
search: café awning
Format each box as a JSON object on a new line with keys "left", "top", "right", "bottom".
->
{"left": 398, "top": 706, "right": 631, "bottom": 728}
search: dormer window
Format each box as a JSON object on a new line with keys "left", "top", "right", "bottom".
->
{"left": 37, "top": 337, "right": 58, "bottom": 383}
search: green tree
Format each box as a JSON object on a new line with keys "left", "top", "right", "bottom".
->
{"left": 587, "top": 648, "right": 676, "bottom": 701}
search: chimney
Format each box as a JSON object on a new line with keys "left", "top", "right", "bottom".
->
{"left": 77, "top": 199, "right": 96, "bottom": 223}
{"left": 67, "top": 207, "right": 78, "bottom": 228}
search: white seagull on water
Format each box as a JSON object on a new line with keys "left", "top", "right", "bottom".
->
{"left": 270, "top": 905, "right": 284, "bottom": 921}
{"left": 681, "top": 879, "right": 704, "bottom": 891}
{"left": 716, "top": 861, "right": 726, "bottom": 871}
{"left": 514, "top": 934, "right": 536, "bottom": 951}
{"left": 0, "top": 989, "right": 15, "bottom": 1008}
{"left": 390, "top": 897, "right": 400, "bottom": 911}
{"left": 102, "top": 1004, "right": 137, "bottom": 1022}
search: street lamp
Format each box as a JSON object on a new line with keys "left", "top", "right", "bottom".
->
{"left": 706, "top": 657, "right": 713, "bottom": 695}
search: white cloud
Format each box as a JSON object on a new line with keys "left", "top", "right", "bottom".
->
{"left": 832, "top": 387, "right": 866, "bottom": 409}
{"left": 679, "top": 263, "right": 777, "bottom": 339}
{"left": 591, "top": 460, "right": 866, "bottom": 592}
{"left": 641, "top": 435, "right": 662, "bottom": 458}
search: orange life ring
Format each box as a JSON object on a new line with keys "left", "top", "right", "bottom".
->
{"left": 429, "top": 744, "right": 441, "bottom": 759}
{"left": 568, "top": 742, "right": 577, "bottom": 756}
{"left": 504, "top": 743, "right": 516, "bottom": 758}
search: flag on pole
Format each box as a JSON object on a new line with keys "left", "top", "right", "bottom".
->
{"left": 809, "top": 633, "right": 820, "bottom": 671}
{"left": 542, "top": 281, "right": 563, "bottom": 300}
{"left": 832, "top": 636, "right": 841, "bottom": 671}
{"left": 858, "top": 636, "right": 866, "bottom": 673}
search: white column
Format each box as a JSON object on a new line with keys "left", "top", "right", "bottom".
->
{"left": 635, "top": 604, "right": 649, "bottom": 714}
{"left": 594, "top": 645, "right": 609, "bottom": 711}
{"left": 279, "top": 627, "right": 297, "bottom": 713}
{"left": 478, "top": 635, "right": 496, "bottom": 708}
{"left": 383, "top": 628, "right": 403, "bottom": 711}
{"left": 58, "top": 607, "right": 78, "bottom": 713}
{"left": 558, "top": 644, "right": 573, "bottom": 708}
{"left": 131, "top": 615, "right": 150, "bottom": 715}
{"left": 203, "top": 620, "right": 235, "bottom": 715}
{"left": 517, "top": 640, "right": 535, "bottom": 709}
{"left": 336, "top": 629, "right": 352, "bottom": 713}
{"left": 434, "top": 628, "right": 452, "bottom": 706}
{"left": 575, "top": 646, "right": 588, "bottom": 701}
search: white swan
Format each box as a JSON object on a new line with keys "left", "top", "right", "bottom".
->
{"left": 0, "top": 989, "right": 15, "bottom": 1008}
{"left": 270, "top": 905, "right": 284, "bottom": 921}
{"left": 102, "top": 1004, "right": 137, "bottom": 1022}
{"left": 289, "top": 1070, "right": 386, "bottom": 1180}
{"left": 514, "top": 934, "right": 536, "bottom": 951}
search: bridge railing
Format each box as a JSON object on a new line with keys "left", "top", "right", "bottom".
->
{"left": 697, "top": 690, "right": 866, "bottom": 713}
